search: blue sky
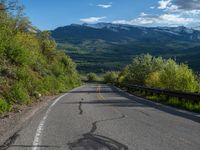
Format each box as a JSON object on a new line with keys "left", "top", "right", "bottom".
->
{"left": 20, "top": 0, "right": 200, "bottom": 30}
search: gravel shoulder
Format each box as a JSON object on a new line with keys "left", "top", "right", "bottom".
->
{"left": 0, "top": 95, "right": 60, "bottom": 146}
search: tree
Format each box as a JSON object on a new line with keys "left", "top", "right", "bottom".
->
{"left": 123, "top": 54, "right": 165, "bottom": 85}
{"left": 145, "top": 59, "right": 198, "bottom": 92}
{"left": 0, "top": 1, "right": 81, "bottom": 114}
{"left": 87, "top": 73, "right": 98, "bottom": 82}
{"left": 121, "top": 54, "right": 198, "bottom": 92}
{"left": 103, "top": 71, "right": 119, "bottom": 84}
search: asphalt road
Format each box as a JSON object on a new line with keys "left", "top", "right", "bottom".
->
{"left": 3, "top": 84, "right": 200, "bottom": 150}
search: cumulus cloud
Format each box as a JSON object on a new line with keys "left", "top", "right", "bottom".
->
{"left": 158, "top": 0, "right": 200, "bottom": 15}
{"left": 113, "top": 13, "right": 200, "bottom": 27}
{"left": 158, "top": 0, "right": 172, "bottom": 9}
{"left": 80, "top": 16, "right": 106, "bottom": 23}
{"left": 113, "top": 0, "right": 200, "bottom": 28}
{"left": 174, "top": 0, "right": 200, "bottom": 10}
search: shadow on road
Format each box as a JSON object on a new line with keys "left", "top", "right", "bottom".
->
{"left": 70, "top": 90, "right": 116, "bottom": 94}
{"left": 67, "top": 85, "right": 200, "bottom": 124}
{"left": 62, "top": 100, "right": 146, "bottom": 108}
{"left": 109, "top": 86, "right": 200, "bottom": 124}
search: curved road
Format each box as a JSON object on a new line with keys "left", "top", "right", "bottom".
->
{"left": 4, "top": 84, "right": 200, "bottom": 150}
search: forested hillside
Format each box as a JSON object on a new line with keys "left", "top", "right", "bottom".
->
{"left": 51, "top": 23, "right": 200, "bottom": 73}
{"left": 0, "top": 1, "right": 81, "bottom": 114}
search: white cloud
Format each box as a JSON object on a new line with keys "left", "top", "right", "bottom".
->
{"left": 158, "top": 0, "right": 200, "bottom": 15}
{"left": 173, "top": 0, "right": 200, "bottom": 11}
{"left": 150, "top": 6, "right": 155, "bottom": 9}
{"left": 114, "top": 0, "right": 200, "bottom": 28}
{"left": 113, "top": 18, "right": 154, "bottom": 26}
{"left": 97, "top": 4, "right": 112, "bottom": 8}
{"left": 80, "top": 16, "right": 106, "bottom": 23}
{"left": 159, "top": 14, "right": 195, "bottom": 24}
{"left": 97, "top": 2, "right": 112, "bottom": 8}
{"left": 158, "top": 0, "right": 172, "bottom": 9}
{"left": 113, "top": 13, "right": 200, "bottom": 27}
{"left": 140, "top": 12, "right": 148, "bottom": 17}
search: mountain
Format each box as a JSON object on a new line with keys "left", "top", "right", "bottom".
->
{"left": 51, "top": 23, "right": 200, "bottom": 73}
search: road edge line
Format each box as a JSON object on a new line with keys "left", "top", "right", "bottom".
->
{"left": 32, "top": 85, "right": 84, "bottom": 150}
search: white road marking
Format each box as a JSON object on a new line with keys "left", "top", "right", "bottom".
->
{"left": 32, "top": 86, "right": 83, "bottom": 150}
{"left": 32, "top": 93, "right": 68, "bottom": 150}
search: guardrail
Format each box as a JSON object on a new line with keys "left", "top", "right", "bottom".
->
{"left": 117, "top": 83, "right": 200, "bottom": 102}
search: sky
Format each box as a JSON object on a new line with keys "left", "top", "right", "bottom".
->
{"left": 20, "top": 0, "right": 200, "bottom": 30}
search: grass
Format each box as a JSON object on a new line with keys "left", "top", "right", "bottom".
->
{"left": 132, "top": 90, "right": 200, "bottom": 113}
{"left": 0, "top": 98, "right": 12, "bottom": 115}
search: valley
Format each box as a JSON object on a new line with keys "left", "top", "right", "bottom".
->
{"left": 51, "top": 23, "right": 200, "bottom": 73}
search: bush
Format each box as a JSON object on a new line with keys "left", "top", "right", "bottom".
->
{"left": 196, "top": 73, "right": 200, "bottom": 92}
{"left": 145, "top": 59, "right": 198, "bottom": 92}
{"left": 120, "top": 54, "right": 198, "bottom": 92}
{"left": 122, "top": 54, "right": 165, "bottom": 85}
{"left": 104, "top": 71, "right": 119, "bottom": 84}
{"left": 0, "top": 98, "right": 12, "bottom": 114}
{"left": 87, "top": 73, "right": 98, "bottom": 82}
{"left": 7, "top": 82, "right": 30, "bottom": 104}
{"left": 145, "top": 71, "right": 161, "bottom": 88}
{"left": 0, "top": 1, "right": 81, "bottom": 114}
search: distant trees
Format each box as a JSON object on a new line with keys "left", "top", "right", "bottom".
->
{"left": 120, "top": 54, "right": 164, "bottom": 85}
{"left": 87, "top": 73, "right": 98, "bottom": 82}
{"left": 196, "top": 73, "right": 200, "bottom": 92}
{"left": 103, "top": 71, "right": 119, "bottom": 84}
{"left": 117, "top": 54, "right": 199, "bottom": 92}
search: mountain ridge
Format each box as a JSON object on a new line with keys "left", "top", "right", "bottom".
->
{"left": 51, "top": 23, "right": 200, "bottom": 73}
{"left": 52, "top": 23, "right": 200, "bottom": 42}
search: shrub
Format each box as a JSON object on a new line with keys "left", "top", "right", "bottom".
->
{"left": 122, "top": 54, "right": 198, "bottom": 92}
{"left": 5, "top": 42, "right": 30, "bottom": 65}
{"left": 87, "top": 73, "right": 98, "bottom": 82}
{"left": 104, "top": 71, "right": 119, "bottom": 84}
{"left": 123, "top": 54, "right": 165, "bottom": 85}
{"left": 196, "top": 73, "right": 200, "bottom": 92}
{"left": 0, "top": 98, "right": 12, "bottom": 114}
{"left": 0, "top": 1, "right": 81, "bottom": 114}
{"left": 7, "top": 82, "right": 30, "bottom": 104}
{"left": 146, "top": 60, "right": 198, "bottom": 92}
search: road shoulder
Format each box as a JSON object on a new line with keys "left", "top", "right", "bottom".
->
{"left": 0, "top": 95, "right": 60, "bottom": 146}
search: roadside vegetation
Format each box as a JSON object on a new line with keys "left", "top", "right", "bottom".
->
{"left": 86, "top": 73, "right": 98, "bottom": 82}
{"left": 117, "top": 54, "right": 199, "bottom": 92}
{"left": 83, "top": 73, "right": 103, "bottom": 82}
{"left": 103, "top": 54, "right": 200, "bottom": 112}
{"left": 103, "top": 71, "right": 119, "bottom": 84}
{"left": 0, "top": 1, "right": 81, "bottom": 115}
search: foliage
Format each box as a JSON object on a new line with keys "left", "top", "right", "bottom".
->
{"left": 87, "top": 73, "right": 98, "bottom": 82}
{"left": 0, "top": 1, "right": 81, "bottom": 113}
{"left": 196, "top": 73, "right": 200, "bottom": 92}
{"left": 143, "top": 93, "right": 200, "bottom": 113}
{"left": 7, "top": 82, "right": 30, "bottom": 104}
{"left": 119, "top": 54, "right": 165, "bottom": 85}
{"left": 119, "top": 54, "right": 199, "bottom": 92}
{"left": 0, "top": 98, "right": 12, "bottom": 115}
{"left": 103, "top": 71, "right": 119, "bottom": 84}
{"left": 145, "top": 60, "right": 198, "bottom": 92}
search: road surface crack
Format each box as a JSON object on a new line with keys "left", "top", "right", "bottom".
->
{"left": 78, "top": 98, "right": 84, "bottom": 115}
{"left": 68, "top": 113, "right": 128, "bottom": 150}
{"left": 0, "top": 132, "right": 19, "bottom": 150}
{"left": 78, "top": 101, "right": 83, "bottom": 115}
